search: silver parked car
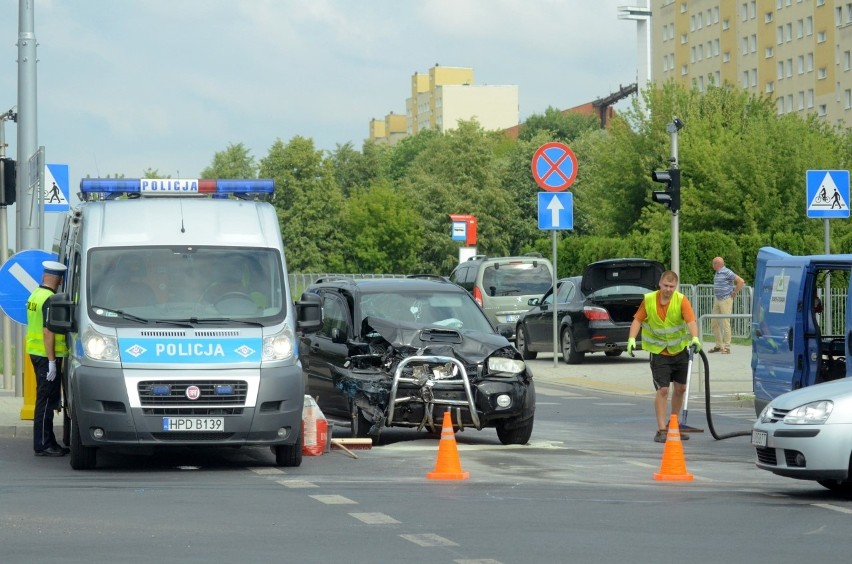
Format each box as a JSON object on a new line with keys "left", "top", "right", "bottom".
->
{"left": 752, "top": 378, "right": 852, "bottom": 493}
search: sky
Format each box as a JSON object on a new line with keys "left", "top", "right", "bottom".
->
{"left": 1, "top": 0, "right": 641, "bottom": 247}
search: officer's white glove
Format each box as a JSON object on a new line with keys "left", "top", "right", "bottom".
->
{"left": 46, "top": 360, "right": 57, "bottom": 382}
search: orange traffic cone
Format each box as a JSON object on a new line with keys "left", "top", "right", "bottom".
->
{"left": 653, "top": 415, "right": 694, "bottom": 482}
{"left": 427, "top": 411, "right": 469, "bottom": 481}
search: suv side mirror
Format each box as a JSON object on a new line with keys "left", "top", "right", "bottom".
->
{"left": 45, "top": 293, "right": 76, "bottom": 333}
{"left": 295, "top": 292, "right": 322, "bottom": 334}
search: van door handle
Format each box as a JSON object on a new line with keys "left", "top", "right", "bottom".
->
{"left": 788, "top": 327, "right": 794, "bottom": 351}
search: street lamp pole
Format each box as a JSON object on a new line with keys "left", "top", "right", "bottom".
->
{"left": 667, "top": 118, "right": 683, "bottom": 276}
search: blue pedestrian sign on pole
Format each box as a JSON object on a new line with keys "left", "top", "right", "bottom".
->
{"left": 538, "top": 192, "right": 573, "bottom": 230}
{"left": 806, "top": 170, "right": 850, "bottom": 219}
{"left": 0, "top": 249, "right": 58, "bottom": 325}
{"left": 44, "top": 163, "right": 70, "bottom": 212}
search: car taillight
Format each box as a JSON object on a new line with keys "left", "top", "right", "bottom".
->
{"left": 473, "top": 286, "right": 483, "bottom": 307}
{"left": 583, "top": 306, "right": 610, "bottom": 321}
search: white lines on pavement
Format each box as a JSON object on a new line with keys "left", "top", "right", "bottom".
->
{"left": 535, "top": 386, "right": 599, "bottom": 399}
{"left": 625, "top": 460, "right": 656, "bottom": 469}
{"left": 248, "top": 467, "right": 286, "bottom": 475}
{"left": 310, "top": 494, "right": 357, "bottom": 505}
{"left": 536, "top": 401, "right": 562, "bottom": 405}
{"left": 400, "top": 533, "right": 459, "bottom": 547}
{"left": 812, "top": 503, "right": 852, "bottom": 514}
{"left": 455, "top": 560, "right": 503, "bottom": 564}
{"left": 275, "top": 479, "right": 318, "bottom": 488}
{"left": 593, "top": 402, "right": 636, "bottom": 406}
{"left": 349, "top": 512, "right": 401, "bottom": 524}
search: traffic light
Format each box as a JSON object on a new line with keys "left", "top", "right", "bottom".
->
{"left": 1, "top": 157, "right": 15, "bottom": 206}
{"left": 651, "top": 167, "right": 680, "bottom": 212}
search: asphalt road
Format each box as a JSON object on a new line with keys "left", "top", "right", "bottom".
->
{"left": 2, "top": 374, "right": 850, "bottom": 564}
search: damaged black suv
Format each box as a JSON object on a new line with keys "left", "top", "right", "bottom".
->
{"left": 299, "top": 277, "right": 535, "bottom": 444}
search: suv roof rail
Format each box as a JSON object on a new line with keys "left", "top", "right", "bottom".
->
{"left": 407, "top": 274, "right": 449, "bottom": 282}
{"left": 312, "top": 275, "right": 350, "bottom": 284}
{"left": 467, "top": 255, "right": 488, "bottom": 261}
{"left": 522, "top": 252, "right": 543, "bottom": 258}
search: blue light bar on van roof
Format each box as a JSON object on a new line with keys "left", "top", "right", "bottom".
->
{"left": 79, "top": 178, "right": 275, "bottom": 198}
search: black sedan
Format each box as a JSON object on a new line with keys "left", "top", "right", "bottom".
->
{"left": 514, "top": 258, "right": 664, "bottom": 364}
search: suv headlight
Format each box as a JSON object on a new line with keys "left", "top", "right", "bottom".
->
{"left": 487, "top": 357, "right": 525, "bottom": 376}
{"left": 783, "top": 400, "right": 833, "bottom": 425}
{"left": 83, "top": 326, "right": 119, "bottom": 361}
{"left": 263, "top": 326, "right": 295, "bottom": 361}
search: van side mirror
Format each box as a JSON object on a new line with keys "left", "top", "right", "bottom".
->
{"left": 295, "top": 292, "right": 322, "bottom": 334}
{"left": 45, "top": 293, "right": 76, "bottom": 333}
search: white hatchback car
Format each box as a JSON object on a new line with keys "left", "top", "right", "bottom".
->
{"left": 752, "top": 378, "right": 852, "bottom": 493}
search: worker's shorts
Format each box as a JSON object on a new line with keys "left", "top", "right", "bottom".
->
{"left": 650, "top": 350, "right": 689, "bottom": 389}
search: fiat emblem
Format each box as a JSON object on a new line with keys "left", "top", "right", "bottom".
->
{"left": 185, "top": 385, "right": 201, "bottom": 400}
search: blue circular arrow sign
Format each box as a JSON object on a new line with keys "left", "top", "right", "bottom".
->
{"left": 0, "top": 249, "right": 58, "bottom": 325}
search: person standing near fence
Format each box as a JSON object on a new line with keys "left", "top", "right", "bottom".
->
{"left": 710, "top": 257, "right": 745, "bottom": 354}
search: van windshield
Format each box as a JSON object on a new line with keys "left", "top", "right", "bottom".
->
{"left": 482, "top": 262, "right": 552, "bottom": 297}
{"left": 87, "top": 246, "right": 285, "bottom": 323}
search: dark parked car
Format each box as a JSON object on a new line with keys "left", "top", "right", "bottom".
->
{"left": 515, "top": 258, "right": 664, "bottom": 364}
{"left": 299, "top": 277, "right": 536, "bottom": 444}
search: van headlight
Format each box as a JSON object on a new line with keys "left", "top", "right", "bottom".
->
{"left": 263, "top": 327, "right": 295, "bottom": 361}
{"left": 487, "top": 357, "right": 525, "bottom": 376}
{"left": 83, "top": 326, "right": 119, "bottom": 361}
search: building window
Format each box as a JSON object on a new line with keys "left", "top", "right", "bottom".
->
{"left": 743, "top": 37, "right": 750, "bottom": 55}
{"left": 751, "top": 69, "right": 758, "bottom": 87}
{"left": 786, "top": 23, "right": 793, "bottom": 42}
{"left": 818, "top": 31, "right": 826, "bottom": 43}
{"left": 808, "top": 89, "right": 814, "bottom": 108}
{"left": 713, "top": 39, "right": 720, "bottom": 56}
{"left": 682, "top": 64, "right": 688, "bottom": 75}
{"left": 806, "top": 16, "right": 813, "bottom": 35}
{"left": 844, "top": 89, "right": 851, "bottom": 110}
{"left": 751, "top": 34, "right": 757, "bottom": 53}
{"left": 777, "top": 25, "right": 784, "bottom": 45}
{"left": 818, "top": 67, "right": 827, "bottom": 79}
{"left": 798, "top": 55, "right": 804, "bottom": 74}
{"left": 691, "top": 15, "right": 696, "bottom": 31}
{"left": 723, "top": 18, "right": 730, "bottom": 30}
{"left": 742, "top": 71, "right": 750, "bottom": 87}
{"left": 691, "top": 47, "right": 696, "bottom": 63}
{"left": 765, "top": 11, "right": 773, "bottom": 23}
{"left": 787, "top": 59, "right": 793, "bottom": 77}
{"left": 723, "top": 51, "right": 731, "bottom": 62}
{"left": 777, "top": 97, "right": 785, "bottom": 113}
{"left": 798, "top": 91, "right": 805, "bottom": 110}
{"left": 818, "top": 104, "right": 827, "bottom": 117}
{"left": 681, "top": 33, "right": 688, "bottom": 44}
{"left": 844, "top": 50, "right": 851, "bottom": 71}
{"left": 817, "top": 0, "right": 825, "bottom": 6}
{"left": 681, "top": 2, "right": 688, "bottom": 13}
{"left": 797, "top": 19, "right": 804, "bottom": 38}
{"left": 777, "top": 61, "right": 785, "bottom": 79}
{"left": 766, "top": 81, "right": 775, "bottom": 93}
{"left": 807, "top": 52, "right": 814, "bottom": 71}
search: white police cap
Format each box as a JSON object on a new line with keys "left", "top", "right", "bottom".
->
{"left": 42, "top": 260, "right": 67, "bottom": 276}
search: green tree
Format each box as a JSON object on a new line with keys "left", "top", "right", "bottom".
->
{"left": 341, "top": 181, "right": 423, "bottom": 273}
{"left": 200, "top": 142, "right": 257, "bottom": 179}
{"left": 518, "top": 106, "right": 600, "bottom": 143}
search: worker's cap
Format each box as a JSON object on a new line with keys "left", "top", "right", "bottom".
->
{"left": 42, "top": 260, "right": 67, "bottom": 276}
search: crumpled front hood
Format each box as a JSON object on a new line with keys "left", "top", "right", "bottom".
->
{"left": 365, "top": 316, "right": 511, "bottom": 363}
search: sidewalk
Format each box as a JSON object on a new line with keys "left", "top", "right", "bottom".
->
{"left": 0, "top": 343, "right": 755, "bottom": 438}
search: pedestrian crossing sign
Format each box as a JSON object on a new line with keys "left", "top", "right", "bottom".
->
{"left": 806, "top": 170, "right": 850, "bottom": 219}
{"left": 44, "top": 163, "right": 70, "bottom": 213}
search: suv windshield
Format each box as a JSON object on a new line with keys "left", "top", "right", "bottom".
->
{"left": 87, "top": 246, "right": 285, "bottom": 323}
{"left": 360, "top": 290, "right": 494, "bottom": 333}
{"left": 481, "top": 262, "right": 552, "bottom": 297}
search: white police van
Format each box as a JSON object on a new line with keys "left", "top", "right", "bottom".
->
{"left": 46, "top": 178, "right": 321, "bottom": 469}
{"left": 752, "top": 246, "right": 852, "bottom": 416}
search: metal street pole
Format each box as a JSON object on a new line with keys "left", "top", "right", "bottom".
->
{"left": 1, "top": 110, "right": 16, "bottom": 392}
{"left": 667, "top": 118, "right": 683, "bottom": 276}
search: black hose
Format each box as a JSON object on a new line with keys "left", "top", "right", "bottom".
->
{"left": 700, "top": 348, "right": 752, "bottom": 440}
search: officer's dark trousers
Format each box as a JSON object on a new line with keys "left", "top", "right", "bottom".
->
{"left": 30, "top": 355, "right": 62, "bottom": 452}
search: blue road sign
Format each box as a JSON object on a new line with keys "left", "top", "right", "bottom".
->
{"left": 0, "top": 249, "right": 58, "bottom": 325}
{"left": 538, "top": 192, "right": 573, "bottom": 230}
{"left": 531, "top": 142, "right": 577, "bottom": 192}
{"left": 45, "top": 163, "right": 70, "bottom": 213}
{"left": 806, "top": 170, "right": 850, "bottom": 219}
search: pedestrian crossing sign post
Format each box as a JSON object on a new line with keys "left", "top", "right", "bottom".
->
{"left": 806, "top": 170, "right": 850, "bottom": 219}
{"left": 44, "top": 163, "right": 70, "bottom": 213}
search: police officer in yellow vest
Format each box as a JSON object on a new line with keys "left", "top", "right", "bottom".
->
{"left": 26, "top": 260, "right": 69, "bottom": 457}
{"left": 626, "top": 270, "right": 702, "bottom": 443}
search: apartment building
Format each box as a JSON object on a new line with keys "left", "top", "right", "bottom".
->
{"left": 369, "top": 65, "right": 519, "bottom": 145}
{"left": 651, "top": 0, "right": 852, "bottom": 127}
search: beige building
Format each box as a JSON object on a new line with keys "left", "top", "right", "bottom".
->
{"left": 651, "top": 0, "right": 852, "bottom": 127}
{"left": 369, "top": 65, "right": 519, "bottom": 145}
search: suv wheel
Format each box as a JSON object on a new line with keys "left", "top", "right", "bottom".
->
{"left": 561, "top": 327, "right": 584, "bottom": 364}
{"left": 515, "top": 325, "right": 537, "bottom": 360}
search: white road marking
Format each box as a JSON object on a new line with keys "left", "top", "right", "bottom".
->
{"left": 275, "top": 479, "right": 318, "bottom": 488}
{"left": 812, "top": 503, "right": 852, "bottom": 514}
{"left": 310, "top": 494, "right": 357, "bottom": 505}
{"left": 349, "top": 512, "right": 400, "bottom": 524}
{"left": 249, "top": 467, "right": 285, "bottom": 475}
{"left": 400, "top": 533, "right": 459, "bottom": 547}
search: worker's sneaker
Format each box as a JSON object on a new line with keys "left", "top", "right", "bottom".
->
{"left": 34, "top": 446, "right": 66, "bottom": 457}
{"left": 654, "top": 430, "right": 667, "bottom": 443}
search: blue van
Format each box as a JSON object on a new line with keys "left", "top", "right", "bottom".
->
{"left": 752, "top": 247, "right": 852, "bottom": 416}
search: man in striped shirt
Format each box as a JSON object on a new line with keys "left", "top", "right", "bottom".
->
{"left": 710, "top": 257, "right": 745, "bottom": 354}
